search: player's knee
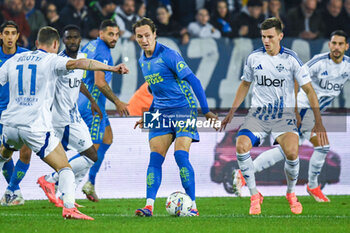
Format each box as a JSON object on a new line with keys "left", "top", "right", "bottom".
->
{"left": 19, "top": 147, "right": 32, "bottom": 163}
{"left": 102, "top": 133, "right": 113, "bottom": 145}
{"left": 236, "top": 141, "right": 251, "bottom": 154}
{"left": 81, "top": 146, "right": 98, "bottom": 162}
{"left": 283, "top": 147, "right": 298, "bottom": 160}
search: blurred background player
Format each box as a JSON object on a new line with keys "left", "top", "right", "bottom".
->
{"left": 220, "top": 17, "right": 328, "bottom": 215}
{"left": 0, "top": 26, "right": 127, "bottom": 220}
{"left": 127, "top": 82, "right": 153, "bottom": 116}
{"left": 0, "top": 21, "right": 31, "bottom": 206}
{"left": 232, "top": 30, "right": 350, "bottom": 203}
{"left": 133, "top": 17, "right": 218, "bottom": 217}
{"left": 36, "top": 25, "right": 127, "bottom": 206}
{"left": 76, "top": 19, "right": 129, "bottom": 202}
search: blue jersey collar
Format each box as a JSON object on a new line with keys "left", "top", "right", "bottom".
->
{"left": 0, "top": 45, "right": 20, "bottom": 57}
{"left": 38, "top": 49, "right": 48, "bottom": 53}
{"left": 262, "top": 46, "right": 284, "bottom": 54}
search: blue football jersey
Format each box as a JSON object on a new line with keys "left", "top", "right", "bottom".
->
{"left": 78, "top": 38, "right": 113, "bottom": 116}
{"left": 0, "top": 46, "right": 28, "bottom": 112}
{"left": 139, "top": 42, "right": 197, "bottom": 110}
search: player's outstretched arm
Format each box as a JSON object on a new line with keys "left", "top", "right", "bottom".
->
{"left": 94, "top": 71, "right": 129, "bottom": 117}
{"left": 220, "top": 80, "right": 251, "bottom": 131}
{"left": 66, "top": 58, "right": 129, "bottom": 74}
{"left": 183, "top": 73, "right": 218, "bottom": 129}
{"left": 79, "top": 83, "right": 103, "bottom": 118}
{"left": 301, "top": 82, "right": 329, "bottom": 146}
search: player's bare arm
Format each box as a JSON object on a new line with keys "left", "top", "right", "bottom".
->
{"left": 220, "top": 80, "right": 251, "bottom": 131}
{"left": 294, "top": 80, "right": 301, "bottom": 128}
{"left": 79, "top": 83, "right": 103, "bottom": 118}
{"left": 301, "top": 82, "right": 329, "bottom": 146}
{"left": 94, "top": 71, "right": 129, "bottom": 116}
{"left": 66, "top": 58, "right": 129, "bottom": 74}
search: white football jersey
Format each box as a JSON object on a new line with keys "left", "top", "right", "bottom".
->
{"left": 0, "top": 50, "right": 70, "bottom": 132}
{"left": 242, "top": 46, "right": 311, "bottom": 120}
{"left": 297, "top": 53, "right": 350, "bottom": 111}
{"left": 52, "top": 51, "right": 86, "bottom": 127}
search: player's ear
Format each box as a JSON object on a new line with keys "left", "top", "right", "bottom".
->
{"left": 35, "top": 40, "right": 39, "bottom": 48}
{"left": 346, "top": 42, "right": 349, "bottom": 51}
{"left": 15, "top": 32, "right": 20, "bottom": 41}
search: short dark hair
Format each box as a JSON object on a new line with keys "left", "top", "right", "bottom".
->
{"left": 260, "top": 17, "right": 283, "bottom": 33}
{"left": 37, "top": 26, "right": 60, "bottom": 45}
{"left": 330, "top": 30, "right": 349, "bottom": 42}
{"left": 100, "top": 19, "right": 119, "bottom": 31}
{"left": 132, "top": 17, "right": 156, "bottom": 34}
{"left": 62, "top": 24, "right": 81, "bottom": 36}
{"left": 247, "top": 0, "right": 263, "bottom": 7}
{"left": 0, "top": 21, "right": 19, "bottom": 33}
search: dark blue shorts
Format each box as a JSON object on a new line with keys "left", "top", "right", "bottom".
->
{"left": 148, "top": 108, "right": 199, "bottom": 142}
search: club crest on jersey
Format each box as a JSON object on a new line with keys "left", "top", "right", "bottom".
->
{"left": 341, "top": 73, "right": 348, "bottom": 79}
{"left": 275, "top": 64, "right": 284, "bottom": 72}
{"left": 176, "top": 61, "right": 188, "bottom": 72}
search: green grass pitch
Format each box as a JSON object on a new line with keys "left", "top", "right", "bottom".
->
{"left": 0, "top": 196, "right": 349, "bottom": 233}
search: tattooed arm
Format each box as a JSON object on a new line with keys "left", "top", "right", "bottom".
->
{"left": 94, "top": 71, "right": 129, "bottom": 116}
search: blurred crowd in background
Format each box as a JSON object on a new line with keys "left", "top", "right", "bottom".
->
{"left": 0, "top": 0, "right": 349, "bottom": 49}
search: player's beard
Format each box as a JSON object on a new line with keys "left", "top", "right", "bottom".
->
{"left": 108, "top": 40, "right": 117, "bottom": 48}
{"left": 331, "top": 50, "right": 343, "bottom": 60}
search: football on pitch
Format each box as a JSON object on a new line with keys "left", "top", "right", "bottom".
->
{"left": 165, "top": 191, "right": 192, "bottom": 217}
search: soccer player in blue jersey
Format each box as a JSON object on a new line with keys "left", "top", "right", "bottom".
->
{"left": 133, "top": 18, "right": 218, "bottom": 217}
{"left": 76, "top": 20, "right": 129, "bottom": 202}
{"left": 220, "top": 17, "right": 328, "bottom": 215}
{"left": 0, "top": 21, "right": 32, "bottom": 206}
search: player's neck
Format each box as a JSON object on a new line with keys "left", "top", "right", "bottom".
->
{"left": 66, "top": 50, "right": 78, "bottom": 59}
{"left": 2, "top": 45, "right": 16, "bottom": 55}
{"left": 266, "top": 46, "right": 281, "bottom": 56}
{"left": 330, "top": 54, "right": 343, "bottom": 64}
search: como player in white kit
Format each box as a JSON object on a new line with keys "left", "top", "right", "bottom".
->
{"left": 220, "top": 18, "right": 328, "bottom": 215}
{"left": 233, "top": 30, "right": 350, "bottom": 203}
{"left": 37, "top": 25, "right": 106, "bottom": 207}
{"left": 0, "top": 26, "right": 128, "bottom": 220}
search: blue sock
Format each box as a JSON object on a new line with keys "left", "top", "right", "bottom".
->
{"left": 88, "top": 143, "right": 110, "bottom": 185}
{"left": 146, "top": 152, "right": 165, "bottom": 200}
{"left": 2, "top": 159, "right": 14, "bottom": 184}
{"left": 174, "top": 150, "right": 195, "bottom": 201}
{"left": 8, "top": 160, "right": 30, "bottom": 192}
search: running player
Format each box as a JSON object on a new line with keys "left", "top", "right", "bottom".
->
{"left": 0, "top": 26, "right": 127, "bottom": 220}
{"left": 232, "top": 30, "right": 349, "bottom": 203}
{"left": 76, "top": 20, "right": 129, "bottom": 202}
{"left": 133, "top": 18, "right": 218, "bottom": 217}
{"left": 220, "top": 17, "right": 328, "bottom": 215}
{"left": 36, "top": 25, "right": 121, "bottom": 206}
{"left": 0, "top": 21, "right": 31, "bottom": 206}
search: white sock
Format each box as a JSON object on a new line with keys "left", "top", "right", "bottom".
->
{"left": 192, "top": 201, "right": 197, "bottom": 209}
{"left": 45, "top": 172, "right": 59, "bottom": 183}
{"left": 236, "top": 152, "right": 258, "bottom": 195}
{"left": 284, "top": 157, "right": 300, "bottom": 193}
{"left": 254, "top": 146, "right": 284, "bottom": 172}
{"left": 58, "top": 167, "right": 75, "bottom": 209}
{"left": 146, "top": 198, "right": 154, "bottom": 208}
{"left": 308, "top": 146, "right": 330, "bottom": 189}
{"left": 69, "top": 156, "right": 94, "bottom": 188}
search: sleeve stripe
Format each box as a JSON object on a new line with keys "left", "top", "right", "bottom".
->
{"left": 283, "top": 49, "right": 303, "bottom": 66}
{"left": 245, "top": 47, "right": 264, "bottom": 65}
{"left": 307, "top": 54, "right": 329, "bottom": 68}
